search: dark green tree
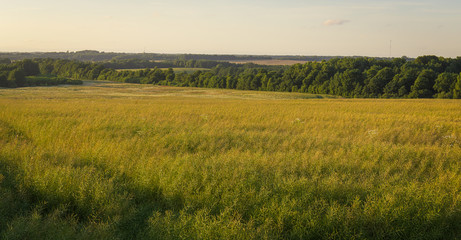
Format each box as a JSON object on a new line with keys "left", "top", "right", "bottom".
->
{"left": 383, "top": 74, "right": 401, "bottom": 98}
{"left": 409, "top": 69, "right": 437, "bottom": 98}
{"left": 0, "top": 72, "right": 8, "bottom": 87}
{"left": 339, "top": 69, "right": 363, "bottom": 97}
{"left": 16, "top": 59, "right": 40, "bottom": 76}
{"left": 225, "top": 75, "right": 237, "bottom": 89}
{"left": 363, "top": 65, "right": 381, "bottom": 86}
{"left": 433, "top": 72, "right": 457, "bottom": 98}
{"left": 414, "top": 55, "right": 439, "bottom": 65}
{"left": 7, "top": 68, "right": 26, "bottom": 87}
{"left": 453, "top": 73, "right": 461, "bottom": 99}
{"left": 165, "top": 68, "right": 175, "bottom": 82}
{"left": 39, "top": 61, "right": 54, "bottom": 75}
{"left": 445, "top": 57, "right": 461, "bottom": 73}
{"left": 363, "top": 67, "right": 393, "bottom": 97}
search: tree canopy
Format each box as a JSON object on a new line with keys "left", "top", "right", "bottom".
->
{"left": 2, "top": 56, "right": 461, "bottom": 99}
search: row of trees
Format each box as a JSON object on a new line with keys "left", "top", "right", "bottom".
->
{"left": 0, "top": 59, "right": 90, "bottom": 87}
{"left": 0, "top": 59, "right": 41, "bottom": 87}
{"left": 0, "top": 51, "right": 281, "bottom": 62}
{"left": 0, "top": 58, "right": 175, "bottom": 88}
{"left": 34, "top": 58, "right": 105, "bottom": 80}
{"left": 154, "top": 56, "right": 461, "bottom": 98}
{"left": 2, "top": 57, "right": 460, "bottom": 98}
{"left": 102, "top": 59, "right": 237, "bottom": 69}
{"left": 97, "top": 67, "right": 176, "bottom": 84}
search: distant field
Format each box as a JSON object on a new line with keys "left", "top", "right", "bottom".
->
{"left": 162, "top": 68, "right": 210, "bottom": 73}
{"left": 0, "top": 82, "right": 460, "bottom": 239}
{"left": 230, "top": 59, "right": 309, "bottom": 65}
{"left": 116, "top": 68, "right": 210, "bottom": 73}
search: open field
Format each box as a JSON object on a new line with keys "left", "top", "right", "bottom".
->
{"left": 229, "top": 59, "right": 309, "bottom": 66}
{"left": 116, "top": 68, "right": 210, "bottom": 73}
{"left": 161, "top": 68, "right": 210, "bottom": 73}
{"left": 0, "top": 82, "right": 460, "bottom": 239}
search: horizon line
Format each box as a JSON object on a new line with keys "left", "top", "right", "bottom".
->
{"left": 1, "top": 50, "right": 449, "bottom": 59}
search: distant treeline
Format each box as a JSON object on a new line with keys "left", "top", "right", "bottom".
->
{"left": 1, "top": 56, "right": 460, "bottom": 98}
{"left": 102, "top": 59, "right": 239, "bottom": 69}
{"left": 0, "top": 50, "right": 362, "bottom": 62}
{"left": 101, "top": 56, "right": 461, "bottom": 98}
{"left": 0, "top": 51, "right": 273, "bottom": 62}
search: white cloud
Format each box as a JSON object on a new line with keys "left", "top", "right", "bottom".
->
{"left": 323, "top": 19, "right": 350, "bottom": 26}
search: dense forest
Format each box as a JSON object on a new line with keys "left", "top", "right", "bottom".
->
{"left": 1, "top": 56, "right": 460, "bottom": 98}
{"left": 0, "top": 59, "right": 83, "bottom": 87}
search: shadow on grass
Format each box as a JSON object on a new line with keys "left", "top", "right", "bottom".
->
{"left": 0, "top": 120, "right": 186, "bottom": 239}
{"left": 0, "top": 153, "right": 189, "bottom": 239}
{"left": 0, "top": 160, "right": 33, "bottom": 234}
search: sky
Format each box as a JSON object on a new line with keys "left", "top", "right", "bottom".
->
{"left": 1, "top": 0, "right": 460, "bottom": 58}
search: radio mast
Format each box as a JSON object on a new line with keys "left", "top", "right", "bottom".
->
{"left": 389, "top": 40, "right": 392, "bottom": 58}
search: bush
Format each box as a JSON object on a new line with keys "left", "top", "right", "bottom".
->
{"left": 24, "top": 75, "right": 83, "bottom": 87}
{"left": 0, "top": 72, "right": 8, "bottom": 87}
{"left": 8, "top": 68, "right": 26, "bottom": 87}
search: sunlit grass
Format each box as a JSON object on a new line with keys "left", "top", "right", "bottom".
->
{"left": 0, "top": 82, "right": 460, "bottom": 239}
{"left": 116, "top": 68, "right": 210, "bottom": 74}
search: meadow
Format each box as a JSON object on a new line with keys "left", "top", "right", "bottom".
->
{"left": 116, "top": 68, "right": 211, "bottom": 74}
{"left": 229, "top": 59, "right": 309, "bottom": 66}
{"left": 0, "top": 82, "right": 460, "bottom": 239}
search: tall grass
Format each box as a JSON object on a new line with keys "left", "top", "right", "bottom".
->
{"left": 0, "top": 83, "right": 460, "bottom": 239}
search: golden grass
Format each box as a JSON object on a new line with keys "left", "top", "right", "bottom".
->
{"left": 229, "top": 60, "right": 309, "bottom": 66}
{"left": 0, "top": 82, "right": 460, "bottom": 239}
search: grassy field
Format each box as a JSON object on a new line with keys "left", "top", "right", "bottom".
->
{"left": 0, "top": 82, "right": 460, "bottom": 239}
{"left": 229, "top": 60, "right": 309, "bottom": 66}
{"left": 116, "top": 68, "right": 210, "bottom": 73}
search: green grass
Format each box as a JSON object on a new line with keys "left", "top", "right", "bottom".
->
{"left": 0, "top": 82, "right": 460, "bottom": 239}
{"left": 161, "top": 68, "right": 210, "bottom": 73}
{"left": 117, "top": 68, "right": 210, "bottom": 74}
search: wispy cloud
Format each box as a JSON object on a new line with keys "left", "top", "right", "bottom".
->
{"left": 323, "top": 19, "right": 350, "bottom": 26}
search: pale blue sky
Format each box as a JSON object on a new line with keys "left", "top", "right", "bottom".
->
{"left": 1, "top": 0, "right": 460, "bottom": 57}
